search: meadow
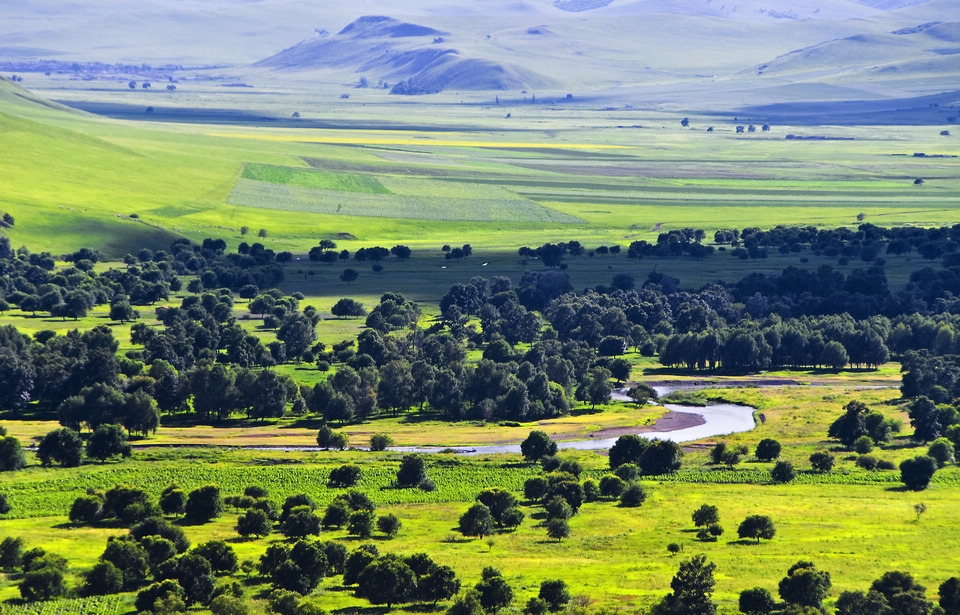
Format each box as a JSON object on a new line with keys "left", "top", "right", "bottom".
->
{"left": 2, "top": 77, "right": 960, "bottom": 614}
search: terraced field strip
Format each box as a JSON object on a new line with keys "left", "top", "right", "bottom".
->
{"left": 242, "top": 163, "right": 391, "bottom": 193}
{"left": 227, "top": 178, "right": 583, "bottom": 223}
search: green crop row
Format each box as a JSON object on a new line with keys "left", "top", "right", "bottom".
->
{"left": 0, "top": 594, "right": 125, "bottom": 615}
{"left": 241, "top": 163, "right": 391, "bottom": 194}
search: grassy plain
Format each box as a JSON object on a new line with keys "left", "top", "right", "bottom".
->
{"left": 2, "top": 80, "right": 960, "bottom": 614}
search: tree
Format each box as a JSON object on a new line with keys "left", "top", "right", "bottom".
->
{"left": 476, "top": 488, "right": 519, "bottom": 527}
{"left": 348, "top": 510, "right": 375, "bottom": 538}
{"left": 396, "top": 454, "right": 427, "bottom": 487}
{"left": 135, "top": 580, "right": 186, "bottom": 613}
{"left": 940, "top": 577, "right": 960, "bottom": 615}
{"left": 277, "top": 313, "right": 317, "bottom": 362}
{"left": 778, "top": 561, "right": 831, "bottom": 610}
{"left": 370, "top": 433, "right": 393, "bottom": 451}
{"left": 356, "top": 557, "right": 418, "bottom": 609}
{"left": 575, "top": 366, "right": 613, "bottom": 409}
{"left": 545, "top": 518, "right": 570, "bottom": 541}
{"left": 0, "top": 536, "right": 24, "bottom": 570}
{"left": 258, "top": 228, "right": 268, "bottom": 238}
{"left": 86, "top": 424, "right": 132, "bottom": 462}
{"left": 159, "top": 485, "right": 186, "bottom": 516}
{"left": 20, "top": 564, "right": 67, "bottom": 602}
{"left": 692, "top": 504, "right": 720, "bottom": 528}
{"left": 340, "top": 268, "right": 359, "bottom": 284}
{"left": 0, "top": 435, "right": 26, "bottom": 471}
{"left": 539, "top": 579, "right": 571, "bottom": 611}
{"left": 609, "top": 434, "right": 647, "bottom": 469}
{"left": 809, "top": 451, "right": 835, "bottom": 473}
{"left": 755, "top": 438, "right": 781, "bottom": 461}
{"left": 476, "top": 568, "right": 514, "bottom": 614}
{"left": 343, "top": 545, "right": 379, "bottom": 586}
{"left": 237, "top": 509, "right": 272, "bottom": 538}
{"left": 81, "top": 561, "right": 123, "bottom": 596}
{"left": 900, "top": 455, "right": 937, "bottom": 490}
{"left": 771, "top": 460, "right": 795, "bottom": 483}
{"left": 620, "top": 484, "right": 646, "bottom": 507}
{"left": 459, "top": 503, "right": 494, "bottom": 538}
{"left": 419, "top": 564, "right": 460, "bottom": 605}
{"left": 928, "top": 438, "right": 955, "bottom": 466}
{"left": 100, "top": 537, "right": 150, "bottom": 590}
{"left": 738, "top": 587, "right": 775, "bottom": 615}
{"left": 210, "top": 595, "right": 249, "bottom": 615}
{"left": 821, "top": 341, "right": 849, "bottom": 370}
{"left": 652, "top": 554, "right": 716, "bottom": 615}
{"left": 185, "top": 484, "right": 222, "bottom": 522}
{"left": 738, "top": 515, "right": 776, "bottom": 543}
{"left": 332, "top": 298, "right": 366, "bottom": 319}
{"left": 908, "top": 396, "right": 941, "bottom": 442}
{"left": 329, "top": 464, "right": 362, "bottom": 487}
{"left": 36, "top": 428, "right": 83, "bottom": 467}
{"left": 172, "top": 552, "right": 217, "bottom": 605}
{"left": 642, "top": 439, "right": 684, "bottom": 475}
{"left": 70, "top": 494, "right": 104, "bottom": 524}
{"left": 520, "top": 430, "right": 558, "bottom": 462}
{"left": 377, "top": 513, "right": 402, "bottom": 538}
{"left": 193, "top": 541, "right": 238, "bottom": 575}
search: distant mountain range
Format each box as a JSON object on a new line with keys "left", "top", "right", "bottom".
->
{"left": 2, "top": 0, "right": 959, "bottom": 107}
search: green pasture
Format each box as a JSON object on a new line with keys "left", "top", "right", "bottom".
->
{"left": 2, "top": 84, "right": 958, "bottom": 260}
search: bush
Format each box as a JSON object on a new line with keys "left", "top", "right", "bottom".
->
{"left": 0, "top": 435, "right": 27, "bottom": 471}
{"left": 877, "top": 459, "right": 896, "bottom": 471}
{"left": 856, "top": 455, "right": 878, "bottom": 470}
{"left": 739, "top": 587, "right": 775, "bottom": 615}
{"left": 809, "top": 452, "right": 835, "bottom": 473}
{"left": 771, "top": 460, "right": 796, "bottom": 483}
{"left": 524, "top": 476, "right": 548, "bottom": 501}
{"left": 619, "top": 484, "right": 646, "bottom": 507}
{"left": 370, "top": 433, "right": 393, "bottom": 451}
{"left": 755, "top": 438, "right": 781, "bottom": 462}
{"left": 853, "top": 436, "right": 874, "bottom": 454}
{"left": 329, "top": 464, "right": 362, "bottom": 487}
{"left": 614, "top": 463, "right": 639, "bottom": 482}
{"left": 185, "top": 485, "right": 222, "bottom": 522}
{"left": 237, "top": 509, "right": 272, "bottom": 538}
{"left": 539, "top": 579, "right": 571, "bottom": 611}
{"left": 70, "top": 494, "right": 104, "bottom": 524}
{"left": 396, "top": 454, "right": 427, "bottom": 487}
{"left": 900, "top": 455, "right": 937, "bottom": 490}
{"left": 82, "top": 561, "right": 124, "bottom": 596}
{"left": 928, "top": 438, "right": 955, "bottom": 467}
{"left": 599, "top": 474, "right": 626, "bottom": 498}
{"left": 377, "top": 513, "right": 402, "bottom": 538}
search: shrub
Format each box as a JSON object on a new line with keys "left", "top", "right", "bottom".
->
{"left": 185, "top": 485, "right": 222, "bottom": 522}
{"left": 856, "top": 455, "right": 878, "bottom": 470}
{"left": 619, "top": 484, "right": 646, "bottom": 507}
{"left": 900, "top": 455, "right": 937, "bottom": 490}
{"left": 853, "top": 436, "right": 874, "bottom": 455}
{"left": 755, "top": 438, "right": 781, "bottom": 462}
{"left": 370, "top": 434, "right": 393, "bottom": 451}
{"left": 771, "top": 460, "right": 796, "bottom": 483}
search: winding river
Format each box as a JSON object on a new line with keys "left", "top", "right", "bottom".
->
{"left": 387, "top": 386, "right": 758, "bottom": 456}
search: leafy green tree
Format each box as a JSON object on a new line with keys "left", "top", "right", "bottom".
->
{"left": 738, "top": 515, "right": 776, "bottom": 543}
{"left": 853, "top": 436, "right": 874, "bottom": 454}
{"left": 102, "top": 484, "right": 157, "bottom": 524}
{"left": 210, "top": 595, "right": 249, "bottom": 615}
{"left": 651, "top": 554, "right": 716, "bottom": 615}
{"left": 343, "top": 544, "right": 378, "bottom": 586}
{"left": 86, "top": 423, "right": 132, "bottom": 461}
{"left": 81, "top": 560, "right": 123, "bottom": 596}
{"left": 329, "top": 464, "right": 361, "bottom": 487}
{"left": 476, "top": 568, "right": 514, "bottom": 614}
{"left": 642, "top": 439, "right": 684, "bottom": 475}
{"left": 908, "top": 396, "right": 941, "bottom": 442}
{"left": 356, "top": 556, "right": 418, "bottom": 609}
{"left": 36, "top": 427, "right": 83, "bottom": 467}
{"left": 771, "top": 460, "right": 796, "bottom": 483}
{"left": 755, "top": 439, "right": 781, "bottom": 462}
{"left": 0, "top": 536, "right": 24, "bottom": 570}
{"left": 545, "top": 518, "right": 570, "bottom": 541}
{"left": 185, "top": 485, "right": 222, "bottom": 522}
{"left": 544, "top": 496, "right": 572, "bottom": 520}
{"left": 347, "top": 510, "right": 375, "bottom": 538}
{"left": 692, "top": 504, "right": 720, "bottom": 527}
{"left": 928, "top": 437, "right": 955, "bottom": 467}
{"left": 0, "top": 493, "right": 8, "bottom": 515}
{"left": 419, "top": 564, "right": 460, "bottom": 605}
{"left": 575, "top": 366, "right": 613, "bottom": 409}
{"left": 738, "top": 587, "right": 775, "bottom": 615}
{"left": 377, "top": 513, "right": 402, "bottom": 538}
{"left": 900, "top": 455, "right": 937, "bottom": 490}
{"left": 193, "top": 541, "right": 238, "bottom": 575}
{"left": 159, "top": 484, "right": 186, "bottom": 516}
{"left": 281, "top": 506, "right": 321, "bottom": 539}
{"left": 778, "top": 561, "right": 831, "bottom": 610}
{"left": 447, "top": 590, "right": 485, "bottom": 615}
{"left": 599, "top": 474, "right": 626, "bottom": 498}
{"left": 0, "top": 434, "right": 26, "bottom": 471}
{"left": 939, "top": 577, "right": 960, "bottom": 615}
{"left": 396, "top": 454, "right": 427, "bottom": 487}
{"left": 520, "top": 430, "right": 558, "bottom": 462}
{"left": 476, "top": 488, "right": 519, "bottom": 527}
{"left": 100, "top": 537, "right": 150, "bottom": 590}
{"left": 135, "top": 580, "right": 186, "bottom": 613}
{"left": 809, "top": 451, "right": 835, "bottom": 473}
{"left": 539, "top": 579, "right": 571, "bottom": 611}
{"left": 130, "top": 516, "right": 190, "bottom": 553}
{"left": 620, "top": 484, "right": 646, "bottom": 507}
{"left": 370, "top": 433, "right": 393, "bottom": 451}
{"left": 459, "top": 503, "right": 494, "bottom": 538}
{"left": 70, "top": 494, "right": 104, "bottom": 524}
{"left": 237, "top": 509, "right": 272, "bottom": 538}
{"left": 20, "top": 564, "right": 67, "bottom": 602}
